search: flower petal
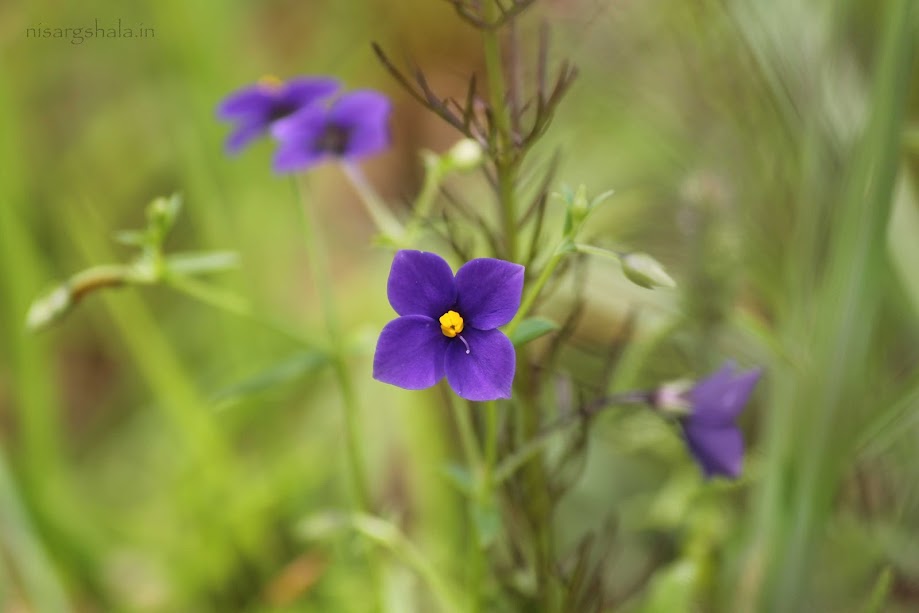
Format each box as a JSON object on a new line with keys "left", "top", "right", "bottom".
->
{"left": 444, "top": 328, "right": 515, "bottom": 401}
{"left": 373, "top": 316, "right": 449, "bottom": 390}
{"left": 329, "top": 90, "right": 392, "bottom": 160}
{"left": 683, "top": 423, "right": 744, "bottom": 479}
{"left": 341, "top": 121, "right": 390, "bottom": 160}
{"left": 270, "top": 104, "right": 326, "bottom": 141}
{"left": 454, "top": 258, "right": 524, "bottom": 330}
{"left": 226, "top": 119, "right": 269, "bottom": 154}
{"left": 216, "top": 86, "right": 274, "bottom": 119}
{"left": 271, "top": 108, "right": 329, "bottom": 172}
{"left": 328, "top": 90, "right": 392, "bottom": 125}
{"left": 272, "top": 140, "right": 327, "bottom": 173}
{"left": 282, "top": 77, "right": 339, "bottom": 107}
{"left": 690, "top": 362, "right": 762, "bottom": 425}
{"left": 387, "top": 250, "right": 457, "bottom": 318}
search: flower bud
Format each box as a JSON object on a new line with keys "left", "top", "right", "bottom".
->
{"left": 443, "top": 138, "right": 484, "bottom": 172}
{"left": 571, "top": 184, "right": 590, "bottom": 217}
{"left": 621, "top": 252, "right": 676, "bottom": 289}
{"left": 26, "top": 285, "right": 72, "bottom": 331}
{"left": 146, "top": 194, "right": 182, "bottom": 246}
{"left": 652, "top": 379, "right": 693, "bottom": 417}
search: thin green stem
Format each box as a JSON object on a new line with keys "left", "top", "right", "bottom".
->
{"left": 346, "top": 513, "right": 464, "bottom": 613}
{"left": 292, "top": 177, "right": 383, "bottom": 610}
{"left": 0, "top": 450, "right": 71, "bottom": 613}
{"left": 413, "top": 160, "right": 443, "bottom": 223}
{"left": 446, "top": 387, "right": 485, "bottom": 472}
{"left": 505, "top": 250, "right": 565, "bottom": 337}
{"left": 495, "top": 391, "right": 652, "bottom": 483}
{"left": 405, "top": 158, "right": 444, "bottom": 243}
{"left": 443, "top": 387, "right": 491, "bottom": 613}
{"left": 574, "top": 243, "right": 622, "bottom": 261}
{"left": 293, "top": 178, "right": 371, "bottom": 509}
{"left": 341, "top": 163, "right": 406, "bottom": 243}
{"left": 483, "top": 401, "right": 499, "bottom": 471}
{"left": 497, "top": 166, "right": 519, "bottom": 261}
{"left": 482, "top": 1, "right": 519, "bottom": 261}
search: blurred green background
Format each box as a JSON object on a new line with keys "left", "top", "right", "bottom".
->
{"left": 1, "top": 0, "right": 918, "bottom": 611}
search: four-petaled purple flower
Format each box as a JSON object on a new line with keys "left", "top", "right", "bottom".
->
{"left": 216, "top": 76, "right": 339, "bottom": 153}
{"left": 677, "top": 361, "right": 762, "bottom": 479}
{"left": 373, "top": 250, "right": 524, "bottom": 402}
{"left": 271, "top": 90, "right": 392, "bottom": 173}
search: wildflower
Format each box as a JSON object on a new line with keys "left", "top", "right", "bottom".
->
{"left": 373, "top": 250, "right": 524, "bottom": 401}
{"left": 216, "top": 76, "right": 339, "bottom": 153}
{"left": 657, "top": 362, "right": 762, "bottom": 479}
{"left": 271, "top": 90, "right": 392, "bottom": 172}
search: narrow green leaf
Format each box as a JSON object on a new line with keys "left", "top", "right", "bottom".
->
{"left": 212, "top": 350, "right": 330, "bottom": 409}
{"left": 112, "top": 229, "right": 148, "bottom": 247}
{"left": 165, "top": 250, "right": 240, "bottom": 276}
{"left": 589, "top": 188, "right": 616, "bottom": 209}
{"left": 887, "top": 170, "right": 919, "bottom": 316}
{"left": 439, "top": 463, "right": 474, "bottom": 496}
{"left": 860, "top": 567, "right": 893, "bottom": 613}
{"left": 471, "top": 497, "right": 500, "bottom": 549}
{"left": 508, "top": 317, "right": 559, "bottom": 347}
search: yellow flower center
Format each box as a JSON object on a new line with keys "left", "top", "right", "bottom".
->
{"left": 439, "top": 310, "right": 464, "bottom": 338}
{"left": 258, "top": 74, "right": 284, "bottom": 90}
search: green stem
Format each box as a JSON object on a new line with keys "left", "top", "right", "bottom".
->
{"left": 444, "top": 388, "right": 487, "bottom": 612}
{"left": 292, "top": 178, "right": 383, "bottom": 609}
{"left": 495, "top": 391, "right": 652, "bottom": 483}
{"left": 505, "top": 249, "right": 566, "bottom": 337}
{"left": 405, "top": 158, "right": 444, "bottom": 243}
{"left": 341, "top": 163, "right": 406, "bottom": 243}
{"left": 483, "top": 401, "right": 499, "bottom": 471}
{"left": 346, "top": 513, "right": 464, "bottom": 613}
{"left": 0, "top": 450, "right": 71, "bottom": 613}
{"left": 293, "top": 178, "right": 371, "bottom": 509}
{"left": 574, "top": 243, "right": 622, "bottom": 261}
{"left": 413, "top": 159, "right": 443, "bottom": 222}
{"left": 482, "top": 1, "right": 519, "bottom": 261}
{"left": 447, "top": 387, "right": 485, "bottom": 472}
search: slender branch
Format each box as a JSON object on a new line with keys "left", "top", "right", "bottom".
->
{"left": 494, "top": 391, "right": 653, "bottom": 483}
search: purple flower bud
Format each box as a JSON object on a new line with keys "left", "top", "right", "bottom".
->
{"left": 373, "top": 250, "right": 524, "bottom": 401}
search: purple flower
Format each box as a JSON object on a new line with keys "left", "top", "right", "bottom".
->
{"left": 216, "top": 76, "right": 339, "bottom": 153}
{"left": 678, "top": 362, "right": 762, "bottom": 479}
{"left": 271, "top": 90, "right": 392, "bottom": 173}
{"left": 373, "top": 250, "right": 524, "bottom": 402}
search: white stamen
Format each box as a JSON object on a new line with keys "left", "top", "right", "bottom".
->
{"left": 458, "top": 334, "right": 471, "bottom": 354}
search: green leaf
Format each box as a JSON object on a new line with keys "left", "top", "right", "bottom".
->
{"left": 165, "top": 251, "right": 240, "bottom": 276}
{"left": 211, "top": 350, "right": 330, "bottom": 409}
{"left": 887, "top": 170, "right": 919, "bottom": 316}
{"left": 471, "top": 497, "right": 500, "bottom": 549}
{"left": 589, "top": 188, "right": 616, "bottom": 209}
{"left": 508, "top": 317, "right": 559, "bottom": 347}
{"left": 861, "top": 567, "right": 893, "bottom": 613}
{"left": 639, "top": 559, "right": 698, "bottom": 613}
{"left": 439, "top": 463, "right": 474, "bottom": 496}
{"left": 113, "top": 229, "right": 148, "bottom": 248}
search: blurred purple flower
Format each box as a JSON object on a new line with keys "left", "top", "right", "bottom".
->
{"left": 679, "top": 362, "right": 762, "bottom": 479}
{"left": 271, "top": 90, "right": 392, "bottom": 173}
{"left": 217, "top": 76, "right": 339, "bottom": 153}
{"left": 373, "top": 250, "right": 524, "bottom": 402}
